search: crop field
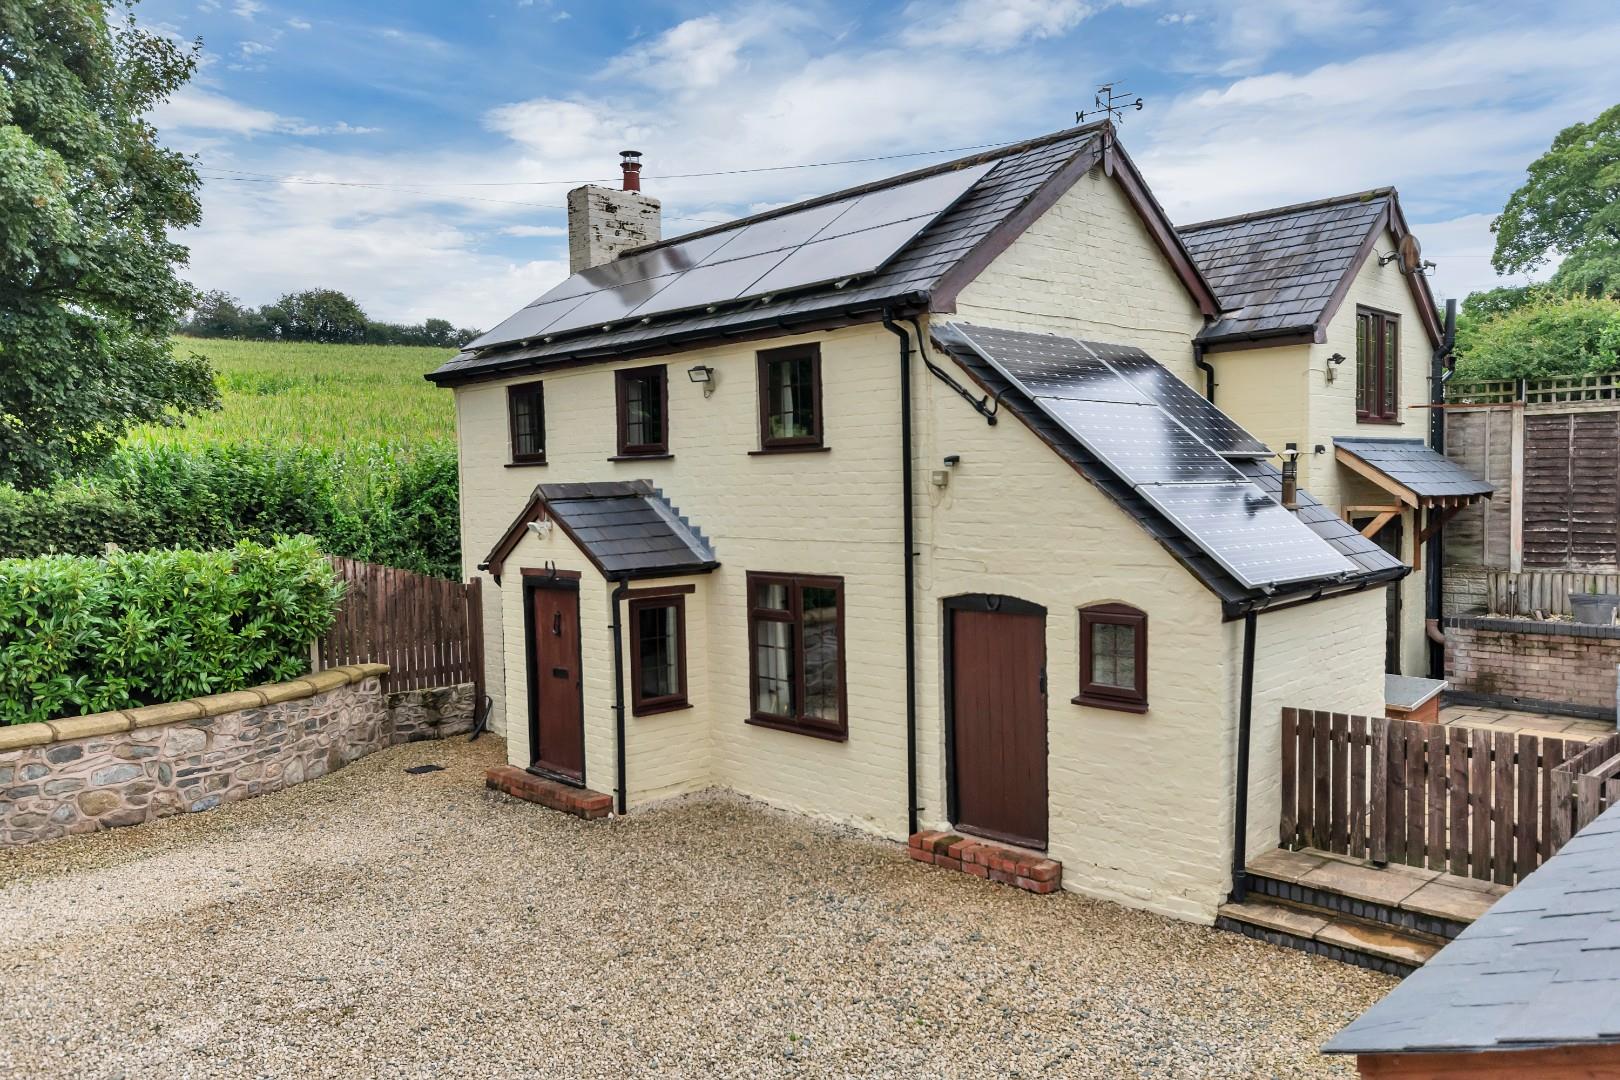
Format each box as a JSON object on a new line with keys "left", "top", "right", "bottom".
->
{"left": 128, "top": 337, "right": 457, "bottom": 451}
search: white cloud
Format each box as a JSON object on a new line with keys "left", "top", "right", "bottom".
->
{"left": 232, "top": 0, "right": 263, "bottom": 19}
{"left": 287, "top": 17, "right": 311, "bottom": 30}
{"left": 152, "top": 87, "right": 377, "bottom": 140}
{"left": 238, "top": 40, "right": 273, "bottom": 57}
{"left": 903, "top": 0, "right": 1100, "bottom": 51}
{"left": 501, "top": 224, "right": 569, "bottom": 237}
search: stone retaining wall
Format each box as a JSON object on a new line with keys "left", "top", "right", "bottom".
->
{"left": 1445, "top": 616, "right": 1620, "bottom": 720}
{"left": 0, "top": 667, "right": 477, "bottom": 847}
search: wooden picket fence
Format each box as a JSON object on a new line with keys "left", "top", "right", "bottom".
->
{"left": 1280, "top": 708, "right": 1620, "bottom": 886}
{"left": 315, "top": 556, "right": 485, "bottom": 702}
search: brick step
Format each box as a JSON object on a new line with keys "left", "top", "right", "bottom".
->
{"left": 486, "top": 765, "right": 612, "bottom": 820}
{"left": 908, "top": 830, "right": 1062, "bottom": 895}
{"left": 1216, "top": 899, "right": 1439, "bottom": 978}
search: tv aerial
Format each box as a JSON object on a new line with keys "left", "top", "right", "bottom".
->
{"left": 1077, "top": 83, "right": 1144, "bottom": 126}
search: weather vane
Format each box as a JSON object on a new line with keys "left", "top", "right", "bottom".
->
{"left": 1076, "top": 83, "right": 1144, "bottom": 125}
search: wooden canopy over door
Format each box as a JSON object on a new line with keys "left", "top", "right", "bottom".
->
{"left": 946, "top": 595, "right": 1048, "bottom": 850}
{"left": 525, "top": 575, "right": 586, "bottom": 785}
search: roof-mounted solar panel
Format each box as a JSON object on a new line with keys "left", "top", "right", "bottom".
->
{"left": 468, "top": 159, "right": 996, "bottom": 352}
{"left": 1084, "top": 342, "right": 1272, "bottom": 457}
{"left": 1139, "top": 483, "right": 1358, "bottom": 589}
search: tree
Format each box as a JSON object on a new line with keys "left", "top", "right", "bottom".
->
{"left": 0, "top": 1, "right": 219, "bottom": 489}
{"left": 1454, "top": 295, "right": 1620, "bottom": 380}
{"left": 262, "top": 288, "right": 368, "bottom": 343}
{"left": 1492, "top": 104, "right": 1620, "bottom": 298}
{"left": 185, "top": 289, "right": 263, "bottom": 338}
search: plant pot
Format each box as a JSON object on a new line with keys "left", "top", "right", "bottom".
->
{"left": 1569, "top": 593, "right": 1620, "bottom": 625}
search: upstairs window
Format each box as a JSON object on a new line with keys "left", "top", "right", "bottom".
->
{"left": 1076, "top": 603, "right": 1147, "bottom": 713}
{"left": 616, "top": 365, "right": 668, "bottom": 457}
{"left": 757, "top": 345, "right": 823, "bottom": 451}
{"left": 747, "top": 572, "right": 846, "bottom": 739}
{"left": 1356, "top": 308, "right": 1399, "bottom": 422}
{"left": 508, "top": 382, "right": 546, "bottom": 464}
{"left": 629, "top": 594, "right": 687, "bottom": 715}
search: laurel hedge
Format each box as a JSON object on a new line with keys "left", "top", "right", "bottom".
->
{"left": 0, "top": 537, "right": 343, "bottom": 726}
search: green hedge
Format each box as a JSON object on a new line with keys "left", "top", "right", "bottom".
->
{"left": 0, "top": 537, "right": 343, "bottom": 726}
{"left": 0, "top": 442, "right": 461, "bottom": 579}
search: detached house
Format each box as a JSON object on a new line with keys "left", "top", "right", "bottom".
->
{"left": 428, "top": 123, "right": 1456, "bottom": 923}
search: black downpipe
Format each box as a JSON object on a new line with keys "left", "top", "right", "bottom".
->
{"left": 610, "top": 578, "right": 630, "bottom": 815}
{"left": 1195, "top": 340, "right": 1215, "bottom": 404}
{"left": 882, "top": 310, "right": 920, "bottom": 838}
{"left": 1425, "top": 299, "right": 1458, "bottom": 678}
{"left": 1229, "top": 610, "right": 1258, "bottom": 903}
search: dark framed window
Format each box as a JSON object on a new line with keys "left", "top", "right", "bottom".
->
{"left": 616, "top": 365, "right": 668, "bottom": 457}
{"left": 756, "top": 344, "right": 823, "bottom": 451}
{"left": 1356, "top": 308, "right": 1400, "bottom": 422}
{"left": 629, "top": 593, "right": 687, "bottom": 715}
{"left": 1075, "top": 603, "right": 1147, "bottom": 713}
{"left": 508, "top": 381, "right": 546, "bottom": 464}
{"left": 746, "top": 571, "right": 846, "bottom": 739}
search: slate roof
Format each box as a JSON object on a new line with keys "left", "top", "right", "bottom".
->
{"left": 428, "top": 125, "right": 1111, "bottom": 386}
{"left": 1335, "top": 437, "right": 1495, "bottom": 500}
{"left": 1326, "top": 802, "right": 1620, "bottom": 1056}
{"left": 931, "top": 326, "right": 1405, "bottom": 611}
{"left": 1177, "top": 190, "right": 1392, "bottom": 344}
{"left": 483, "top": 481, "right": 718, "bottom": 581}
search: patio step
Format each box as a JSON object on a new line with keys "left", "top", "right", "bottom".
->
{"left": 1215, "top": 900, "right": 1438, "bottom": 978}
{"left": 485, "top": 765, "right": 612, "bottom": 820}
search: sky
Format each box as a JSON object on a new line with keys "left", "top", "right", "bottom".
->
{"left": 139, "top": 0, "right": 1620, "bottom": 331}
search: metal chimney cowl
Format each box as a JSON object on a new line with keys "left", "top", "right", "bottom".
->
{"left": 565, "top": 151, "right": 661, "bottom": 274}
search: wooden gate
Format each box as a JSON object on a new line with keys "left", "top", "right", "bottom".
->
{"left": 1278, "top": 708, "right": 1620, "bottom": 886}
{"left": 315, "top": 556, "right": 485, "bottom": 703}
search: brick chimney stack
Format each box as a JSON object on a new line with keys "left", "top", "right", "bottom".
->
{"left": 565, "top": 150, "right": 661, "bottom": 274}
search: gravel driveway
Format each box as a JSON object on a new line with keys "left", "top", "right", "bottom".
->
{"left": 0, "top": 737, "right": 1390, "bottom": 1079}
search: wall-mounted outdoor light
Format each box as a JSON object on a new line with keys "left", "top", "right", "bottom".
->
{"left": 526, "top": 519, "right": 554, "bottom": 541}
{"left": 1325, "top": 352, "right": 1347, "bottom": 382}
{"left": 687, "top": 364, "right": 717, "bottom": 397}
{"left": 932, "top": 454, "right": 961, "bottom": 489}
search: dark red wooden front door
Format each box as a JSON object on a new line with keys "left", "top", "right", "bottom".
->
{"left": 528, "top": 583, "right": 585, "bottom": 783}
{"left": 949, "top": 606, "right": 1048, "bottom": 849}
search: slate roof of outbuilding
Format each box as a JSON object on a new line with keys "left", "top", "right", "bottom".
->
{"left": 1326, "top": 802, "right": 1620, "bottom": 1056}
{"left": 483, "top": 481, "right": 718, "bottom": 580}
{"left": 1177, "top": 190, "right": 1393, "bottom": 344}
{"left": 1335, "top": 437, "right": 1496, "bottom": 500}
{"left": 429, "top": 127, "right": 1110, "bottom": 385}
{"left": 931, "top": 329, "right": 1405, "bottom": 611}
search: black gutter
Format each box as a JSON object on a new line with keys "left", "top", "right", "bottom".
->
{"left": 882, "top": 310, "right": 921, "bottom": 838}
{"left": 609, "top": 578, "right": 630, "bottom": 815}
{"left": 1194, "top": 340, "right": 1215, "bottom": 403}
{"left": 1426, "top": 298, "right": 1458, "bottom": 678}
{"left": 1229, "top": 609, "right": 1258, "bottom": 903}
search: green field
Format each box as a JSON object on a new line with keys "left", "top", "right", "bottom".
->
{"left": 128, "top": 337, "right": 458, "bottom": 450}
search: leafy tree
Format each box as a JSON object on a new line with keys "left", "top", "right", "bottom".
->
{"left": 0, "top": 0, "right": 219, "bottom": 490}
{"left": 263, "top": 287, "right": 368, "bottom": 343}
{"left": 1492, "top": 104, "right": 1620, "bottom": 297}
{"left": 1454, "top": 295, "right": 1620, "bottom": 380}
{"left": 1461, "top": 284, "right": 1537, "bottom": 322}
{"left": 184, "top": 288, "right": 264, "bottom": 338}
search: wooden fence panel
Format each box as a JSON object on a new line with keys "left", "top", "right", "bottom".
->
{"left": 314, "top": 557, "right": 486, "bottom": 697}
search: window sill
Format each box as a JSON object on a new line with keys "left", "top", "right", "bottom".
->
{"left": 748, "top": 445, "right": 830, "bottom": 456}
{"left": 744, "top": 715, "right": 847, "bottom": 741}
{"left": 1071, "top": 693, "right": 1149, "bottom": 714}
{"left": 1354, "top": 417, "right": 1403, "bottom": 426}
{"left": 609, "top": 452, "right": 673, "bottom": 462}
{"left": 505, "top": 459, "right": 548, "bottom": 468}
{"left": 632, "top": 700, "right": 692, "bottom": 717}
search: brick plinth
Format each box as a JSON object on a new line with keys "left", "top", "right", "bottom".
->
{"left": 907, "top": 831, "right": 1062, "bottom": 895}
{"left": 486, "top": 765, "right": 612, "bottom": 820}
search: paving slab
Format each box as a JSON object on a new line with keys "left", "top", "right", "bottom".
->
{"left": 1219, "top": 901, "right": 1330, "bottom": 939}
{"left": 1403, "top": 880, "right": 1502, "bottom": 923}
{"left": 1316, "top": 920, "right": 1439, "bottom": 968}
{"left": 1301, "top": 859, "right": 1433, "bottom": 908}
{"left": 1247, "top": 847, "right": 1327, "bottom": 883}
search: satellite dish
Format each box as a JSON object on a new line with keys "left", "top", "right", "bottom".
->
{"left": 1397, "top": 233, "right": 1422, "bottom": 275}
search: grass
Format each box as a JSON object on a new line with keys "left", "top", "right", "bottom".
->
{"left": 127, "top": 337, "right": 458, "bottom": 451}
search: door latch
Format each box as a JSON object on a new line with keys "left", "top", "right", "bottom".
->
{"left": 552, "top": 611, "right": 562, "bottom": 636}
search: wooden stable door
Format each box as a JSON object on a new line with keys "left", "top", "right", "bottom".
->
{"left": 949, "top": 605, "right": 1048, "bottom": 849}
{"left": 527, "top": 582, "right": 585, "bottom": 783}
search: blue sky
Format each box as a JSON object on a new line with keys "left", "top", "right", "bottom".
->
{"left": 141, "top": 0, "right": 1620, "bottom": 330}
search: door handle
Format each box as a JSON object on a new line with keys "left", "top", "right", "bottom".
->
{"left": 552, "top": 667, "right": 570, "bottom": 679}
{"left": 552, "top": 611, "right": 562, "bottom": 636}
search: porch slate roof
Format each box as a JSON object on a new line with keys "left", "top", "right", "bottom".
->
{"left": 1334, "top": 437, "right": 1495, "bottom": 501}
{"left": 1325, "top": 802, "right": 1620, "bottom": 1056}
{"left": 481, "top": 480, "right": 718, "bottom": 581}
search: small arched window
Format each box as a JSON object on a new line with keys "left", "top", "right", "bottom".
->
{"left": 1076, "top": 603, "right": 1147, "bottom": 713}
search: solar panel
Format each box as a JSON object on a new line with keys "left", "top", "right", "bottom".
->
{"left": 942, "top": 322, "right": 1354, "bottom": 590}
{"left": 1085, "top": 342, "right": 1271, "bottom": 456}
{"left": 469, "top": 160, "right": 996, "bottom": 352}
{"left": 1139, "top": 483, "right": 1358, "bottom": 589}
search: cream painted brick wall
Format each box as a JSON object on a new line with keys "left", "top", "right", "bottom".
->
{"left": 1207, "top": 345, "right": 1310, "bottom": 463}
{"left": 952, "top": 167, "right": 1207, "bottom": 384}
{"left": 1241, "top": 588, "right": 1388, "bottom": 863}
